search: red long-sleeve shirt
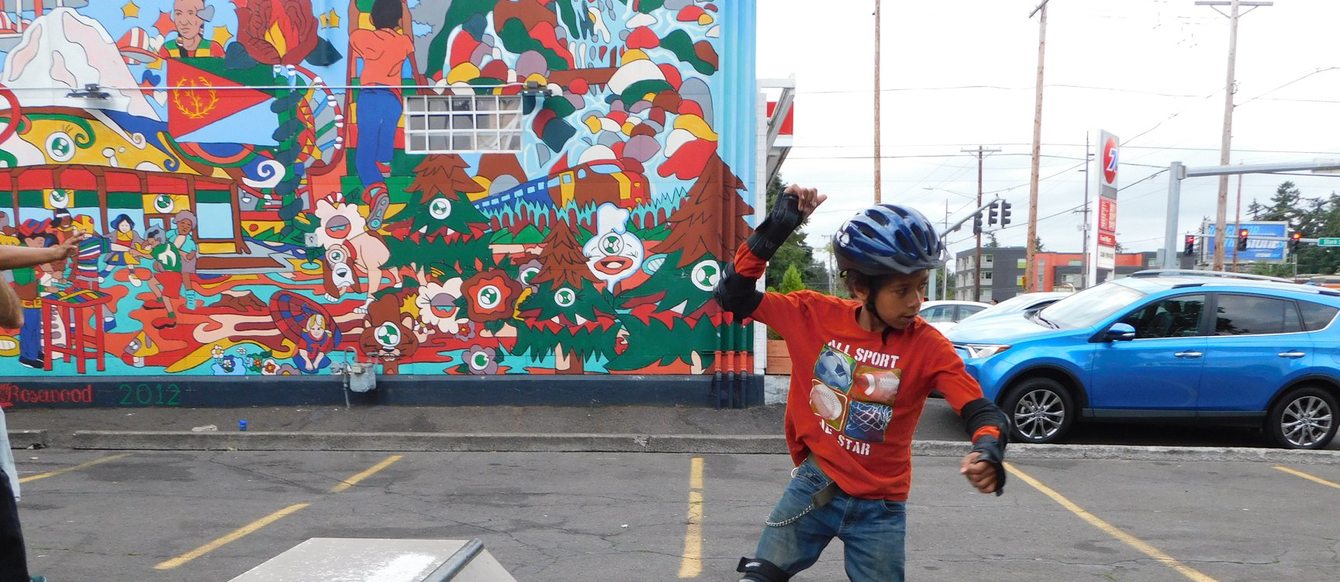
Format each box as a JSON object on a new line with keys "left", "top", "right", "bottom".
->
{"left": 735, "top": 245, "right": 996, "bottom": 501}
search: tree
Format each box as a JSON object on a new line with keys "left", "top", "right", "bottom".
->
{"left": 778, "top": 264, "right": 805, "bottom": 294}
{"left": 1254, "top": 182, "right": 1305, "bottom": 224}
{"left": 1033, "top": 236, "right": 1046, "bottom": 253}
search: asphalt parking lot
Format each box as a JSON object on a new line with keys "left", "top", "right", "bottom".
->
{"left": 13, "top": 449, "right": 1340, "bottom": 581}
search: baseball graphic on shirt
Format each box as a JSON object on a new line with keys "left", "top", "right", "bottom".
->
{"left": 810, "top": 382, "right": 841, "bottom": 420}
{"left": 814, "top": 347, "right": 855, "bottom": 392}
{"left": 809, "top": 379, "right": 847, "bottom": 431}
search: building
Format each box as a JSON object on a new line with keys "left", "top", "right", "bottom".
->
{"left": 953, "top": 246, "right": 1177, "bottom": 302}
{"left": 0, "top": 2, "right": 761, "bottom": 408}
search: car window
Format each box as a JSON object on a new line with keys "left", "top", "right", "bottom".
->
{"left": 1040, "top": 283, "right": 1145, "bottom": 328}
{"left": 920, "top": 305, "right": 955, "bottom": 322}
{"left": 957, "top": 305, "right": 987, "bottom": 320}
{"left": 1298, "top": 301, "right": 1339, "bottom": 331}
{"left": 1118, "top": 294, "right": 1205, "bottom": 339}
{"left": 1213, "top": 294, "right": 1302, "bottom": 336}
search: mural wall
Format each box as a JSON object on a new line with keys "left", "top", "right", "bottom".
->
{"left": 0, "top": 0, "right": 756, "bottom": 393}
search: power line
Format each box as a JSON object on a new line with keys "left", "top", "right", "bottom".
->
{"left": 786, "top": 143, "right": 1340, "bottom": 155}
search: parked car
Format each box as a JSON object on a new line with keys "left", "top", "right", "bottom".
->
{"left": 946, "top": 270, "right": 1340, "bottom": 449}
{"left": 919, "top": 300, "right": 990, "bottom": 333}
{"left": 959, "top": 291, "right": 1073, "bottom": 323}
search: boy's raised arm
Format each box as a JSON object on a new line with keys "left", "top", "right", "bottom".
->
{"left": 715, "top": 186, "right": 825, "bottom": 320}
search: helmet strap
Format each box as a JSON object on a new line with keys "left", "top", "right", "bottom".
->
{"left": 861, "top": 297, "right": 895, "bottom": 344}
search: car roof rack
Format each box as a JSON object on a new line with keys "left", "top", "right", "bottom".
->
{"left": 1129, "top": 269, "right": 1296, "bottom": 284}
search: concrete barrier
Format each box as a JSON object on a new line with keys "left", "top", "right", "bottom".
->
{"left": 67, "top": 431, "right": 1340, "bottom": 463}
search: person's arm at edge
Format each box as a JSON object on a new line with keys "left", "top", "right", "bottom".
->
{"left": 0, "top": 274, "right": 20, "bottom": 328}
{"left": 0, "top": 233, "right": 87, "bottom": 271}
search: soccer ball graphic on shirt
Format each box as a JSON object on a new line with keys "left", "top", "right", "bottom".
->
{"left": 814, "top": 348, "right": 854, "bottom": 392}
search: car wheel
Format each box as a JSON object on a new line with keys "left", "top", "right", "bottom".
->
{"left": 1266, "top": 386, "right": 1338, "bottom": 450}
{"left": 1003, "top": 377, "right": 1075, "bottom": 444}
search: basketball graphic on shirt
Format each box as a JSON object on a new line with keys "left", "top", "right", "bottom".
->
{"left": 845, "top": 400, "right": 893, "bottom": 442}
{"left": 814, "top": 347, "right": 855, "bottom": 392}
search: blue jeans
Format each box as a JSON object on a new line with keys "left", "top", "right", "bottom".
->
{"left": 753, "top": 457, "right": 906, "bottom": 582}
{"left": 355, "top": 87, "right": 402, "bottom": 188}
{"left": 19, "top": 307, "right": 40, "bottom": 361}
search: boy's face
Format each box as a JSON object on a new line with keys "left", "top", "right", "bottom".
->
{"left": 854, "top": 270, "right": 929, "bottom": 330}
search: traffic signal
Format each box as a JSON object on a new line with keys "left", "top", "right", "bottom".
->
{"left": 1184, "top": 235, "right": 1196, "bottom": 256}
{"left": 1236, "top": 228, "right": 1249, "bottom": 251}
{"left": 973, "top": 214, "right": 982, "bottom": 235}
{"left": 987, "top": 201, "right": 1000, "bottom": 226}
{"left": 1000, "top": 201, "right": 1013, "bottom": 226}
{"left": 1290, "top": 231, "right": 1303, "bottom": 252}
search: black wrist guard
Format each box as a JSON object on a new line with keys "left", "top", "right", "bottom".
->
{"left": 714, "top": 262, "right": 764, "bottom": 320}
{"left": 971, "top": 435, "right": 1007, "bottom": 496}
{"left": 962, "top": 398, "right": 1008, "bottom": 496}
{"left": 746, "top": 193, "right": 803, "bottom": 261}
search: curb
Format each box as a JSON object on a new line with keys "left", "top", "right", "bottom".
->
{"left": 6, "top": 430, "right": 47, "bottom": 450}
{"left": 60, "top": 431, "right": 1340, "bottom": 463}
{"left": 70, "top": 432, "right": 790, "bottom": 454}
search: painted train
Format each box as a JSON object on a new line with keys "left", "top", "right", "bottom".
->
{"left": 475, "top": 160, "right": 648, "bottom": 214}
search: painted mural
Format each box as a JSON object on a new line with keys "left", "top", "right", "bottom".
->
{"left": 0, "top": 0, "right": 755, "bottom": 383}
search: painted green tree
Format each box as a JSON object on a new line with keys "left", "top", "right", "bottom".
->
{"left": 512, "top": 216, "right": 618, "bottom": 373}
{"left": 385, "top": 154, "right": 497, "bottom": 279}
{"left": 609, "top": 153, "right": 752, "bottom": 372}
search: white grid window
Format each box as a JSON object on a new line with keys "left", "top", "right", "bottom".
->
{"left": 404, "top": 94, "right": 523, "bottom": 154}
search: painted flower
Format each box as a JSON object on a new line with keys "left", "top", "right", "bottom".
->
{"left": 312, "top": 195, "right": 367, "bottom": 249}
{"left": 516, "top": 259, "right": 542, "bottom": 290}
{"left": 415, "top": 278, "right": 465, "bottom": 333}
{"left": 261, "top": 358, "right": 280, "bottom": 376}
{"left": 462, "top": 269, "right": 522, "bottom": 322}
{"left": 464, "top": 345, "right": 499, "bottom": 375}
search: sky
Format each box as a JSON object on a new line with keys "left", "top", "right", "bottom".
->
{"left": 755, "top": 0, "right": 1340, "bottom": 266}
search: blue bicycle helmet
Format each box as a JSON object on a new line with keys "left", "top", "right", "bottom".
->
{"left": 833, "top": 204, "right": 946, "bottom": 275}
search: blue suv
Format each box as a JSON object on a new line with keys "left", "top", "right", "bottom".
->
{"left": 946, "top": 270, "right": 1340, "bottom": 449}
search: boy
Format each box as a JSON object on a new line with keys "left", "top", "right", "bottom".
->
{"left": 1, "top": 227, "right": 88, "bottom": 582}
{"left": 717, "top": 186, "right": 1008, "bottom": 582}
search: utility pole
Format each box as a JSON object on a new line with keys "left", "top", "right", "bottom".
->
{"left": 873, "top": 0, "right": 882, "bottom": 203}
{"left": 1198, "top": 0, "right": 1272, "bottom": 272}
{"left": 1231, "top": 170, "right": 1243, "bottom": 272}
{"left": 1025, "top": 0, "right": 1049, "bottom": 292}
{"left": 1079, "top": 132, "right": 1091, "bottom": 289}
{"left": 964, "top": 146, "right": 1000, "bottom": 302}
{"left": 943, "top": 199, "right": 950, "bottom": 300}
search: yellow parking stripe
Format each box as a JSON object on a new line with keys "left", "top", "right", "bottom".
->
{"left": 19, "top": 453, "right": 130, "bottom": 484}
{"left": 677, "top": 457, "right": 704, "bottom": 578}
{"left": 1006, "top": 462, "right": 1218, "bottom": 582}
{"left": 156, "top": 454, "right": 404, "bottom": 570}
{"left": 155, "top": 503, "right": 310, "bottom": 570}
{"left": 1274, "top": 465, "right": 1340, "bottom": 491}
{"left": 330, "top": 454, "right": 402, "bottom": 493}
